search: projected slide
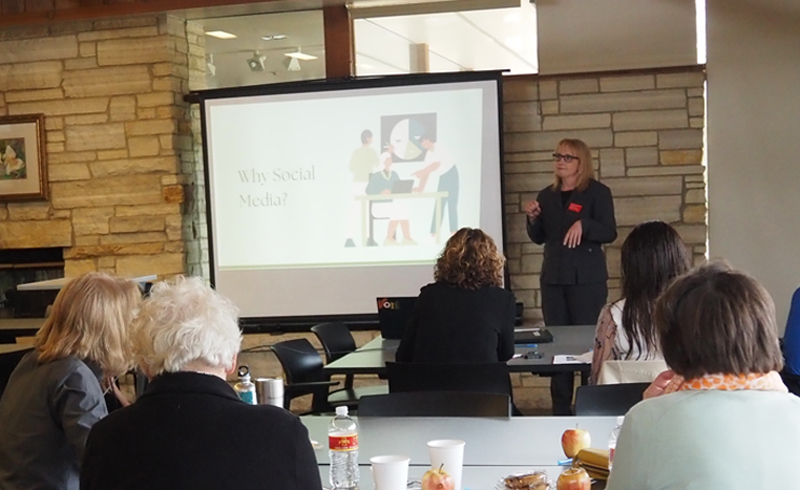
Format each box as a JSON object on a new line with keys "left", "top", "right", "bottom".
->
{"left": 202, "top": 75, "right": 503, "bottom": 318}
{"left": 208, "top": 88, "right": 484, "bottom": 271}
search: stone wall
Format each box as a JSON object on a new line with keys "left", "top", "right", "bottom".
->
{"left": 0, "top": 15, "right": 195, "bottom": 278}
{"left": 502, "top": 68, "right": 707, "bottom": 320}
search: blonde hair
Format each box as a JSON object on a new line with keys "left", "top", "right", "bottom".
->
{"left": 434, "top": 227, "right": 504, "bottom": 290}
{"left": 132, "top": 276, "right": 241, "bottom": 376}
{"left": 552, "top": 138, "right": 595, "bottom": 192}
{"left": 35, "top": 272, "right": 141, "bottom": 377}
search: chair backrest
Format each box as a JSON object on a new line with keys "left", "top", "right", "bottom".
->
{"left": 358, "top": 391, "right": 511, "bottom": 417}
{"left": 0, "top": 347, "right": 33, "bottom": 398}
{"left": 310, "top": 322, "right": 357, "bottom": 364}
{"left": 597, "top": 360, "right": 669, "bottom": 385}
{"left": 574, "top": 383, "right": 650, "bottom": 416}
{"left": 270, "top": 339, "right": 325, "bottom": 385}
{"left": 386, "top": 362, "right": 512, "bottom": 396}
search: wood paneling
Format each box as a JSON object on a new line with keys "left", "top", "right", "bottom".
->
{"left": 322, "top": 4, "right": 353, "bottom": 78}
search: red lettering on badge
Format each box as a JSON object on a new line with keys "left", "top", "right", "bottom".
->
{"left": 568, "top": 203, "right": 583, "bottom": 213}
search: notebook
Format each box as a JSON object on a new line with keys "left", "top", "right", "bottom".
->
{"left": 376, "top": 296, "right": 417, "bottom": 339}
{"left": 514, "top": 327, "right": 554, "bottom": 344}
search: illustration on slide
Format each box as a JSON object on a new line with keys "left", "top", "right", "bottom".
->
{"left": 381, "top": 113, "right": 437, "bottom": 163}
{"left": 344, "top": 113, "right": 460, "bottom": 249}
{"left": 414, "top": 135, "right": 460, "bottom": 237}
{"left": 365, "top": 145, "right": 416, "bottom": 246}
{"left": 345, "top": 129, "right": 380, "bottom": 247}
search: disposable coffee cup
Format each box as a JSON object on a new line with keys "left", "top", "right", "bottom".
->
{"left": 370, "top": 455, "right": 410, "bottom": 490}
{"left": 427, "top": 439, "right": 465, "bottom": 490}
{"left": 255, "top": 378, "right": 284, "bottom": 408}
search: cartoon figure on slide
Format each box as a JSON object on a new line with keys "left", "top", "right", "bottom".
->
{"left": 365, "top": 145, "right": 416, "bottom": 246}
{"left": 412, "top": 135, "right": 459, "bottom": 238}
{"left": 345, "top": 130, "right": 380, "bottom": 247}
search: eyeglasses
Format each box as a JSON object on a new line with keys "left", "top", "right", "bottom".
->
{"left": 553, "top": 153, "right": 580, "bottom": 163}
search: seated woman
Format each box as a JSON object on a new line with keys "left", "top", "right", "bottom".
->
{"left": 81, "top": 277, "right": 321, "bottom": 490}
{"left": 606, "top": 263, "right": 800, "bottom": 489}
{"left": 0, "top": 273, "right": 140, "bottom": 490}
{"left": 396, "top": 227, "right": 516, "bottom": 363}
{"left": 589, "top": 221, "right": 691, "bottom": 384}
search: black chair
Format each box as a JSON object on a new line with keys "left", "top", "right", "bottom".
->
{"left": 358, "top": 391, "right": 511, "bottom": 417}
{"left": 0, "top": 346, "right": 33, "bottom": 398}
{"left": 780, "top": 371, "right": 800, "bottom": 397}
{"left": 386, "top": 362, "right": 513, "bottom": 397}
{"left": 310, "top": 322, "right": 357, "bottom": 389}
{"left": 271, "top": 338, "right": 386, "bottom": 414}
{"left": 573, "top": 382, "right": 650, "bottom": 416}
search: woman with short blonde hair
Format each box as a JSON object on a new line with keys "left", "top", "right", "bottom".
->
{"left": 396, "top": 227, "right": 516, "bottom": 364}
{"left": 0, "top": 272, "right": 140, "bottom": 490}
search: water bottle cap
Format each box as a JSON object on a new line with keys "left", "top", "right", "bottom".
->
{"left": 335, "top": 406, "right": 348, "bottom": 416}
{"left": 615, "top": 415, "right": 625, "bottom": 425}
{"left": 237, "top": 365, "right": 251, "bottom": 380}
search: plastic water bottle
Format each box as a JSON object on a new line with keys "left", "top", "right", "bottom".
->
{"left": 329, "top": 406, "right": 359, "bottom": 489}
{"left": 607, "top": 415, "right": 624, "bottom": 471}
{"left": 234, "top": 365, "right": 256, "bottom": 405}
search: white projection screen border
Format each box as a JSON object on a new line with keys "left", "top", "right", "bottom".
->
{"left": 192, "top": 71, "right": 508, "bottom": 328}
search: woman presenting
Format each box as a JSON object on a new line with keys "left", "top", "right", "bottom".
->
{"left": 525, "top": 138, "right": 617, "bottom": 414}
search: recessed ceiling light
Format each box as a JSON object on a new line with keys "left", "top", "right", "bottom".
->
{"left": 205, "top": 30, "right": 237, "bottom": 39}
{"left": 261, "top": 34, "right": 288, "bottom": 41}
{"left": 284, "top": 51, "right": 317, "bottom": 61}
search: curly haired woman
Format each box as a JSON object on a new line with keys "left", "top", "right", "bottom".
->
{"left": 396, "top": 227, "right": 516, "bottom": 364}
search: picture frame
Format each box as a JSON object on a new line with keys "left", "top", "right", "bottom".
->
{"left": 0, "top": 114, "right": 48, "bottom": 201}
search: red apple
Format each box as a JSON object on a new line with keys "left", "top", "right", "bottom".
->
{"left": 561, "top": 428, "right": 591, "bottom": 458}
{"left": 422, "top": 464, "right": 454, "bottom": 490}
{"left": 556, "top": 467, "right": 591, "bottom": 490}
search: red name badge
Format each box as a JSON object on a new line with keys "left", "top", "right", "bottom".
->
{"left": 568, "top": 203, "right": 583, "bottom": 213}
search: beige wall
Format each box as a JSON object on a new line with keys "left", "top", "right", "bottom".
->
{"left": 706, "top": 0, "right": 800, "bottom": 330}
{"left": 503, "top": 70, "right": 707, "bottom": 320}
{"left": 536, "top": 0, "right": 697, "bottom": 75}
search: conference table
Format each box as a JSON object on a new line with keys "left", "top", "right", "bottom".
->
{"left": 323, "top": 325, "right": 596, "bottom": 376}
{"left": 304, "top": 415, "right": 615, "bottom": 489}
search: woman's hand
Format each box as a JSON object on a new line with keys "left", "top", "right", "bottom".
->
{"left": 524, "top": 200, "right": 541, "bottom": 221}
{"left": 563, "top": 220, "right": 583, "bottom": 248}
{"left": 643, "top": 370, "right": 676, "bottom": 399}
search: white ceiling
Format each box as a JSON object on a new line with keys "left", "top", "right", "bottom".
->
{"left": 194, "top": 1, "right": 537, "bottom": 89}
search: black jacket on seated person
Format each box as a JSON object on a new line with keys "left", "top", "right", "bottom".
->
{"left": 396, "top": 282, "right": 516, "bottom": 364}
{"left": 81, "top": 372, "right": 321, "bottom": 490}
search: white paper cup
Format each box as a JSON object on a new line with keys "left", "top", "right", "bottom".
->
{"left": 427, "top": 439, "right": 465, "bottom": 490}
{"left": 370, "top": 455, "right": 410, "bottom": 490}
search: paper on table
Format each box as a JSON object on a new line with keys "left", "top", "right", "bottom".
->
{"left": 552, "top": 351, "right": 593, "bottom": 364}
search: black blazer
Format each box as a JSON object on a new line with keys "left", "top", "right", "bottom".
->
{"left": 396, "top": 282, "right": 516, "bottom": 364}
{"left": 81, "top": 372, "right": 322, "bottom": 490}
{"left": 527, "top": 179, "right": 617, "bottom": 285}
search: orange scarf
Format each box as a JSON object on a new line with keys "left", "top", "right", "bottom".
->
{"left": 663, "top": 371, "right": 788, "bottom": 394}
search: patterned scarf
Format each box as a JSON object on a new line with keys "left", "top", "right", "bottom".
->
{"left": 663, "top": 371, "right": 788, "bottom": 394}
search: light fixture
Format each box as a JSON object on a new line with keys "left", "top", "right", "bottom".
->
{"left": 282, "top": 56, "right": 301, "bottom": 71}
{"left": 206, "top": 54, "right": 216, "bottom": 77}
{"left": 261, "top": 34, "right": 288, "bottom": 41}
{"left": 284, "top": 48, "right": 317, "bottom": 61}
{"left": 205, "top": 30, "right": 237, "bottom": 40}
{"left": 247, "top": 52, "right": 267, "bottom": 72}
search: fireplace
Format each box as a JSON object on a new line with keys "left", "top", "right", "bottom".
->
{"left": 0, "top": 248, "right": 64, "bottom": 318}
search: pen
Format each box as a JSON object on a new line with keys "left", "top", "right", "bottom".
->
{"left": 557, "top": 458, "right": 573, "bottom": 466}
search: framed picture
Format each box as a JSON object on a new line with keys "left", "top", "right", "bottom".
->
{"left": 0, "top": 114, "right": 48, "bottom": 201}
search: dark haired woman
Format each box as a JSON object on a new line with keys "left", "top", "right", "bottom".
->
{"left": 396, "top": 227, "right": 515, "bottom": 364}
{"left": 589, "top": 221, "right": 691, "bottom": 384}
{"left": 606, "top": 263, "right": 800, "bottom": 489}
{"left": 524, "top": 138, "right": 617, "bottom": 413}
